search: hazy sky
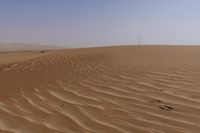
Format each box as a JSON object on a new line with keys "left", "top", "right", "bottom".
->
{"left": 1, "top": 0, "right": 200, "bottom": 47}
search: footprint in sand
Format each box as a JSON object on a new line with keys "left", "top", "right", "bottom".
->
{"left": 159, "top": 105, "right": 174, "bottom": 111}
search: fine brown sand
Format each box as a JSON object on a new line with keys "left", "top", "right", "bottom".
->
{"left": 1, "top": 45, "right": 200, "bottom": 133}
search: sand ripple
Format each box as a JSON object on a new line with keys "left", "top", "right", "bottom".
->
{"left": 1, "top": 46, "right": 200, "bottom": 133}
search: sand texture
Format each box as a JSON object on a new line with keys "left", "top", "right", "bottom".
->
{"left": 1, "top": 45, "right": 200, "bottom": 133}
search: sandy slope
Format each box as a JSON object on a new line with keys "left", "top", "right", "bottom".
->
{"left": 1, "top": 45, "right": 200, "bottom": 133}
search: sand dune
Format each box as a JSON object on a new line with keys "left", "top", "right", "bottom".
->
{"left": 1, "top": 45, "right": 200, "bottom": 133}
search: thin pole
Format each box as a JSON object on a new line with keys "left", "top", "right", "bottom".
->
{"left": 138, "top": 33, "right": 141, "bottom": 46}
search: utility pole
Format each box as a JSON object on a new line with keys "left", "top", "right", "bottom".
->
{"left": 138, "top": 33, "right": 141, "bottom": 46}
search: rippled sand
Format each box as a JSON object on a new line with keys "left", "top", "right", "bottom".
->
{"left": 1, "top": 45, "right": 200, "bottom": 133}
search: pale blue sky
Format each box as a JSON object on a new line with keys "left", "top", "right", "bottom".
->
{"left": 1, "top": 0, "right": 200, "bottom": 47}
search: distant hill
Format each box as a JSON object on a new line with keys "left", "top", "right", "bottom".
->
{"left": 0, "top": 43, "right": 61, "bottom": 52}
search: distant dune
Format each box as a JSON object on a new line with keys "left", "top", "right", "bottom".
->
{"left": 0, "top": 43, "right": 60, "bottom": 52}
{"left": 1, "top": 45, "right": 200, "bottom": 133}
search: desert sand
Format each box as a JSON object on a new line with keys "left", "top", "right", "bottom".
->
{"left": 1, "top": 45, "right": 200, "bottom": 133}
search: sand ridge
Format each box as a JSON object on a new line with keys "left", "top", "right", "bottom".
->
{"left": 0, "top": 45, "right": 200, "bottom": 133}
